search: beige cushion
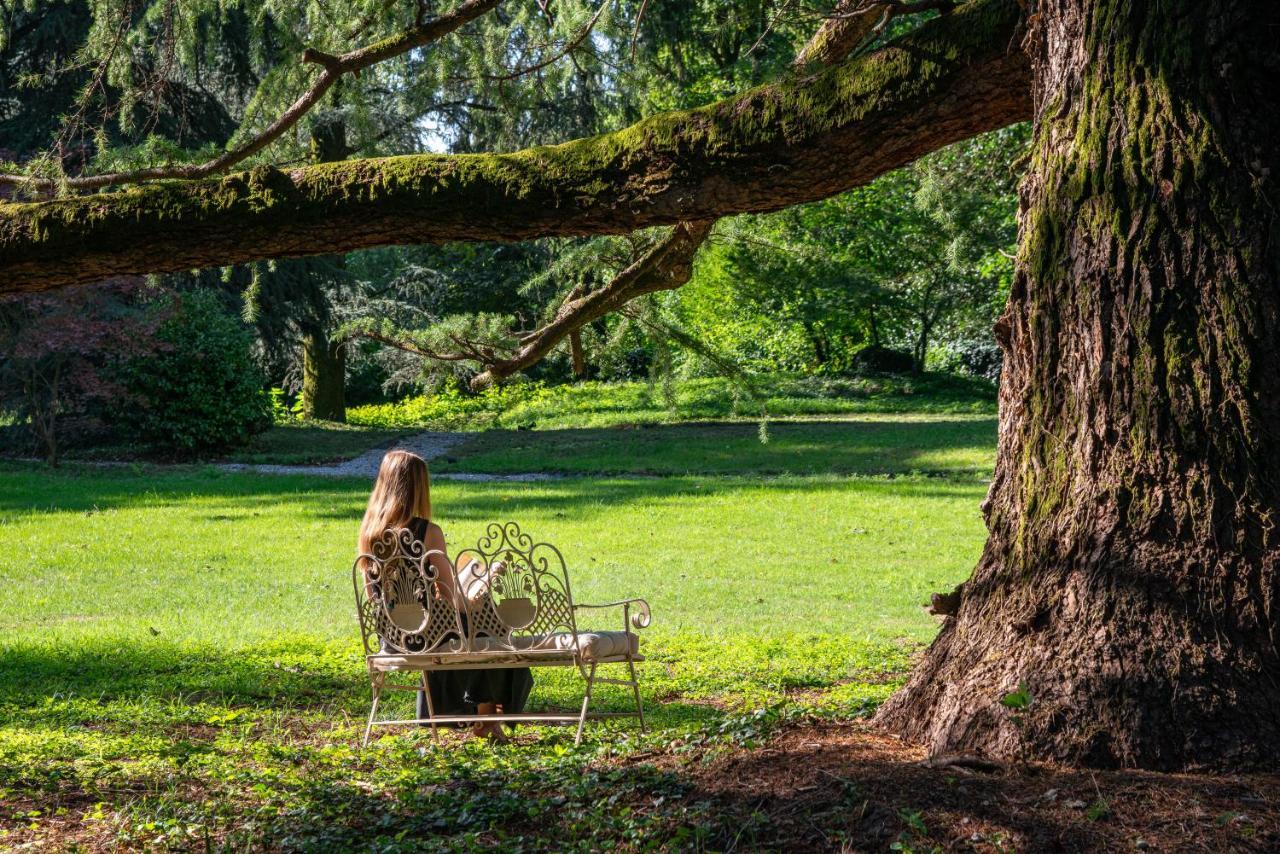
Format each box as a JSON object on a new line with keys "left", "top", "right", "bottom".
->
{"left": 374, "top": 630, "right": 640, "bottom": 667}
{"left": 517, "top": 630, "right": 639, "bottom": 661}
{"left": 398, "top": 630, "right": 639, "bottom": 660}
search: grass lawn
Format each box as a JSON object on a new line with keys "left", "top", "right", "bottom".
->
{"left": 0, "top": 466, "right": 983, "bottom": 643}
{"left": 221, "top": 422, "right": 414, "bottom": 465}
{"left": 435, "top": 415, "right": 996, "bottom": 477}
{"left": 0, "top": 399, "right": 992, "bottom": 850}
{"left": 2, "top": 414, "right": 1271, "bottom": 850}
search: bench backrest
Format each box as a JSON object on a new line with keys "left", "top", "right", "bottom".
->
{"left": 353, "top": 521, "right": 580, "bottom": 656}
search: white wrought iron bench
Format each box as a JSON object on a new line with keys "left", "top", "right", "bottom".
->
{"left": 353, "top": 521, "right": 650, "bottom": 746}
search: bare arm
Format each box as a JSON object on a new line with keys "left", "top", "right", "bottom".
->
{"left": 422, "top": 522, "right": 459, "bottom": 606}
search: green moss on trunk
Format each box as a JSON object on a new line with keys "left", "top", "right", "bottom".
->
{"left": 879, "top": 0, "right": 1280, "bottom": 770}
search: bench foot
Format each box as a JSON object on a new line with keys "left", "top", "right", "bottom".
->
{"left": 419, "top": 672, "right": 440, "bottom": 741}
{"left": 359, "top": 657, "right": 646, "bottom": 747}
{"left": 627, "top": 657, "right": 646, "bottom": 733}
{"left": 575, "top": 662, "right": 597, "bottom": 745}
{"left": 362, "top": 672, "right": 385, "bottom": 748}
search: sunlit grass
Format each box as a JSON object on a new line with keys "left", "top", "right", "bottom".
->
{"left": 346, "top": 371, "right": 996, "bottom": 432}
{"left": 0, "top": 465, "right": 983, "bottom": 642}
{"left": 0, "top": 403, "right": 992, "bottom": 848}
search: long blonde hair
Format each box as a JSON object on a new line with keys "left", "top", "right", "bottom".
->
{"left": 358, "top": 449, "right": 432, "bottom": 563}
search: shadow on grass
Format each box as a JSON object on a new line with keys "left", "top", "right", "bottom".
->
{"left": 175, "top": 722, "right": 1280, "bottom": 851}
{"left": 0, "top": 638, "right": 722, "bottom": 733}
{"left": 0, "top": 461, "right": 986, "bottom": 523}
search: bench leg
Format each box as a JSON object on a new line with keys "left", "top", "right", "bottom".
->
{"left": 575, "top": 662, "right": 598, "bottom": 745}
{"left": 419, "top": 672, "right": 440, "bottom": 741}
{"left": 626, "top": 657, "right": 646, "bottom": 733}
{"left": 362, "top": 672, "right": 386, "bottom": 748}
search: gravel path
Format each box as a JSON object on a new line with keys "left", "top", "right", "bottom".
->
{"left": 218, "top": 431, "right": 559, "bottom": 481}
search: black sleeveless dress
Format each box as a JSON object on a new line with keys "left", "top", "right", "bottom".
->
{"left": 406, "top": 517, "right": 534, "bottom": 722}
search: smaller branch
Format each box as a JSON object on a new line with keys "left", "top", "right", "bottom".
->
{"left": 743, "top": 0, "right": 798, "bottom": 62}
{"left": 346, "top": 329, "right": 475, "bottom": 362}
{"left": 628, "top": 0, "right": 650, "bottom": 62}
{"left": 0, "top": 0, "right": 502, "bottom": 194}
{"left": 468, "top": 220, "right": 712, "bottom": 389}
{"left": 484, "top": 3, "right": 607, "bottom": 82}
{"left": 793, "top": 0, "right": 952, "bottom": 68}
{"left": 300, "top": 48, "right": 342, "bottom": 70}
{"left": 346, "top": 223, "right": 712, "bottom": 390}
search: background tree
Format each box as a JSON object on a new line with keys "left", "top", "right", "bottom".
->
{"left": 691, "top": 123, "right": 1024, "bottom": 374}
{"left": 0, "top": 278, "right": 156, "bottom": 465}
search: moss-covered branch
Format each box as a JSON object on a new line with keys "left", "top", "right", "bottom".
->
{"left": 0, "top": 0, "right": 1028, "bottom": 294}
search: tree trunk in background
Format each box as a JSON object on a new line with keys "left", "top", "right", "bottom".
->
{"left": 803, "top": 322, "right": 830, "bottom": 367}
{"left": 301, "top": 326, "right": 346, "bottom": 422}
{"left": 867, "top": 306, "right": 881, "bottom": 348}
{"left": 877, "top": 0, "right": 1280, "bottom": 769}
{"left": 569, "top": 329, "right": 587, "bottom": 378}
{"left": 298, "top": 117, "right": 349, "bottom": 422}
{"left": 912, "top": 319, "right": 931, "bottom": 374}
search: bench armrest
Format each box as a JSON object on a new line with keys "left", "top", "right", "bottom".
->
{"left": 573, "top": 598, "right": 652, "bottom": 630}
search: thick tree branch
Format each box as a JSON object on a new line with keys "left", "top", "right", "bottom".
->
{"left": 0, "top": 0, "right": 1029, "bottom": 294}
{"left": 0, "top": 0, "right": 502, "bottom": 194}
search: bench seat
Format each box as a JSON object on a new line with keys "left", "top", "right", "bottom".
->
{"left": 370, "top": 630, "right": 641, "bottom": 670}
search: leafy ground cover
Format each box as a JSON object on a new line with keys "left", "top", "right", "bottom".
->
{"left": 346, "top": 372, "right": 996, "bottom": 432}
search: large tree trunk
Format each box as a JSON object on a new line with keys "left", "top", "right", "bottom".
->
{"left": 0, "top": 0, "right": 1029, "bottom": 293}
{"left": 877, "top": 0, "right": 1280, "bottom": 770}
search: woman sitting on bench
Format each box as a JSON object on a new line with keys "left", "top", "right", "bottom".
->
{"left": 357, "top": 449, "right": 533, "bottom": 742}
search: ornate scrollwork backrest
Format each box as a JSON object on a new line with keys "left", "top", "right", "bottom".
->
{"left": 452, "top": 521, "right": 579, "bottom": 650}
{"left": 352, "top": 527, "right": 464, "bottom": 655}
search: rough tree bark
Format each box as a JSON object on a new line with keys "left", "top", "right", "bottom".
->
{"left": 0, "top": 0, "right": 1029, "bottom": 293}
{"left": 877, "top": 0, "right": 1280, "bottom": 770}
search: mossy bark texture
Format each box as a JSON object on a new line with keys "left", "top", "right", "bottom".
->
{"left": 0, "top": 0, "right": 1028, "bottom": 293}
{"left": 877, "top": 0, "right": 1280, "bottom": 770}
{"left": 300, "top": 326, "right": 346, "bottom": 422}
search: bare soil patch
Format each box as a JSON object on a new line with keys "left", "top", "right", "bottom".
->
{"left": 637, "top": 721, "right": 1280, "bottom": 851}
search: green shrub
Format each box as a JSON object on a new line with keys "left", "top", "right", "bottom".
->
{"left": 348, "top": 380, "right": 554, "bottom": 430}
{"left": 114, "top": 290, "right": 271, "bottom": 454}
{"left": 347, "top": 372, "right": 996, "bottom": 431}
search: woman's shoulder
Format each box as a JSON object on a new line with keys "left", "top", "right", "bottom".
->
{"left": 409, "top": 516, "right": 444, "bottom": 544}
